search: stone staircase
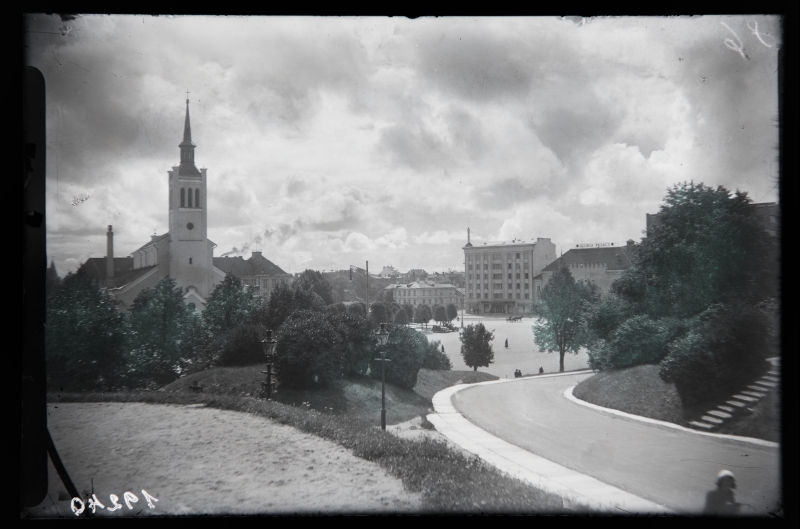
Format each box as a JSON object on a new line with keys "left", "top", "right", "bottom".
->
{"left": 688, "top": 357, "right": 780, "bottom": 432}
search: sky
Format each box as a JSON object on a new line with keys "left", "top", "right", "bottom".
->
{"left": 25, "top": 15, "right": 781, "bottom": 277}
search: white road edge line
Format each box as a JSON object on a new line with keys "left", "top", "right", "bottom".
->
{"left": 563, "top": 386, "right": 779, "bottom": 449}
{"left": 427, "top": 374, "right": 675, "bottom": 514}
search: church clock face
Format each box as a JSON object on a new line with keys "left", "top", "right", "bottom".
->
{"left": 186, "top": 222, "right": 194, "bottom": 230}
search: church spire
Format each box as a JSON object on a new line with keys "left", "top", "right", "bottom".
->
{"left": 178, "top": 92, "right": 200, "bottom": 176}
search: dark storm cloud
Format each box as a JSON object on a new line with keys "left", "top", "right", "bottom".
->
{"left": 414, "top": 28, "right": 535, "bottom": 102}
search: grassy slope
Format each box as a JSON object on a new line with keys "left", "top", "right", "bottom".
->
{"left": 50, "top": 366, "right": 566, "bottom": 513}
{"left": 413, "top": 369, "right": 499, "bottom": 402}
{"left": 573, "top": 364, "right": 780, "bottom": 442}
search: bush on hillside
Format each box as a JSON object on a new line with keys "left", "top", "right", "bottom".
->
{"left": 370, "top": 326, "right": 428, "bottom": 389}
{"left": 659, "top": 303, "right": 771, "bottom": 407}
{"left": 423, "top": 340, "right": 452, "bottom": 370}
{"left": 216, "top": 323, "right": 266, "bottom": 366}
{"left": 587, "top": 315, "right": 675, "bottom": 371}
{"left": 274, "top": 310, "right": 345, "bottom": 389}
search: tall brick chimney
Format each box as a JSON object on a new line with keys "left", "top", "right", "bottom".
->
{"left": 106, "top": 225, "right": 114, "bottom": 280}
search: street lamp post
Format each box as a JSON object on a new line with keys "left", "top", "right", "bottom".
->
{"left": 260, "top": 330, "right": 278, "bottom": 400}
{"left": 374, "top": 322, "right": 391, "bottom": 431}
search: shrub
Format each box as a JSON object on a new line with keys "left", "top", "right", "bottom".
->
{"left": 423, "top": 340, "right": 452, "bottom": 370}
{"left": 587, "top": 315, "right": 674, "bottom": 371}
{"left": 370, "top": 326, "right": 427, "bottom": 389}
{"left": 659, "top": 303, "right": 771, "bottom": 407}
{"left": 274, "top": 310, "right": 345, "bottom": 389}
{"left": 216, "top": 323, "right": 266, "bottom": 366}
{"left": 347, "top": 302, "right": 366, "bottom": 317}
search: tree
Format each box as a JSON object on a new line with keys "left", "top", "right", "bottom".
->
{"left": 293, "top": 269, "right": 335, "bottom": 305}
{"left": 433, "top": 305, "right": 447, "bottom": 325}
{"left": 257, "top": 280, "right": 326, "bottom": 332}
{"left": 203, "top": 274, "right": 260, "bottom": 337}
{"left": 45, "top": 270, "right": 127, "bottom": 391}
{"left": 347, "top": 301, "right": 367, "bottom": 317}
{"left": 423, "top": 339, "right": 452, "bottom": 370}
{"left": 393, "top": 307, "right": 409, "bottom": 327}
{"left": 401, "top": 303, "right": 414, "bottom": 323}
{"left": 414, "top": 303, "right": 432, "bottom": 329}
{"left": 446, "top": 303, "right": 458, "bottom": 322}
{"left": 126, "top": 277, "right": 197, "bottom": 387}
{"left": 533, "top": 265, "right": 596, "bottom": 372}
{"left": 369, "top": 302, "right": 389, "bottom": 330}
{"left": 460, "top": 323, "right": 494, "bottom": 371}
{"left": 618, "top": 182, "right": 777, "bottom": 319}
{"left": 332, "top": 312, "right": 375, "bottom": 376}
{"left": 369, "top": 326, "right": 427, "bottom": 389}
{"left": 274, "top": 310, "right": 345, "bottom": 389}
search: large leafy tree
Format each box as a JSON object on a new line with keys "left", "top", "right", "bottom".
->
{"left": 256, "top": 279, "right": 326, "bottom": 333}
{"left": 126, "top": 277, "right": 198, "bottom": 386}
{"left": 393, "top": 307, "right": 409, "bottom": 327}
{"left": 617, "top": 181, "right": 777, "bottom": 318}
{"left": 274, "top": 310, "right": 345, "bottom": 389}
{"left": 45, "top": 270, "right": 127, "bottom": 391}
{"left": 533, "top": 265, "right": 597, "bottom": 372}
{"left": 369, "top": 302, "right": 389, "bottom": 330}
{"left": 369, "top": 326, "right": 428, "bottom": 389}
{"left": 433, "top": 305, "right": 447, "bottom": 325}
{"left": 293, "top": 269, "right": 335, "bottom": 305}
{"left": 414, "top": 303, "right": 432, "bottom": 329}
{"left": 446, "top": 303, "right": 459, "bottom": 322}
{"left": 203, "top": 274, "right": 260, "bottom": 337}
{"left": 460, "top": 323, "right": 495, "bottom": 371}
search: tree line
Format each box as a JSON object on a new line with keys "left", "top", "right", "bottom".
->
{"left": 45, "top": 269, "right": 453, "bottom": 393}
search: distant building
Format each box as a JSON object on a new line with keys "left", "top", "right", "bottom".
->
{"left": 463, "top": 228, "right": 557, "bottom": 314}
{"left": 213, "top": 251, "right": 293, "bottom": 300}
{"left": 406, "top": 268, "right": 428, "bottom": 281}
{"left": 378, "top": 265, "right": 401, "bottom": 278}
{"left": 385, "top": 280, "right": 464, "bottom": 309}
{"left": 532, "top": 240, "right": 636, "bottom": 302}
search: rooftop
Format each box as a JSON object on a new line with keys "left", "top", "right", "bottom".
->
{"left": 213, "top": 252, "right": 290, "bottom": 277}
{"left": 542, "top": 245, "right": 634, "bottom": 272}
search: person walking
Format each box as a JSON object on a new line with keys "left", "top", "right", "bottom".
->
{"left": 704, "top": 470, "right": 742, "bottom": 515}
{"left": 505, "top": 339, "right": 509, "bottom": 348}
{"left": 539, "top": 366, "right": 544, "bottom": 374}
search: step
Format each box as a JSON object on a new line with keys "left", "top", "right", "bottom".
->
{"left": 747, "top": 385, "right": 771, "bottom": 393}
{"left": 732, "top": 394, "right": 759, "bottom": 403}
{"left": 754, "top": 380, "right": 778, "bottom": 388}
{"left": 717, "top": 405, "right": 735, "bottom": 413}
{"left": 701, "top": 415, "right": 724, "bottom": 424}
{"left": 763, "top": 375, "right": 779, "bottom": 381}
{"left": 707, "top": 410, "right": 733, "bottom": 419}
{"left": 726, "top": 400, "right": 747, "bottom": 408}
{"left": 690, "top": 421, "right": 715, "bottom": 430}
{"left": 741, "top": 390, "right": 765, "bottom": 398}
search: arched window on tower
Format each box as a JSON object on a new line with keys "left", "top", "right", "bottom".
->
{"left": 195, "top": 188, "right": 200, "bottom": 209}
{"left": 187, "top": 188, "right": 193, "bottom": 208}
{"left": 180, "top": 188, "right": 185, "bottom": 208}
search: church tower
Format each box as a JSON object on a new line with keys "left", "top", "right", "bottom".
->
{"left": 167, "top": 95, "right": 212, "bottom": 301}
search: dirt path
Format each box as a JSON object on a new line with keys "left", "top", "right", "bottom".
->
{"left": 24, "top": 402, "right": 422, "bottom": 517}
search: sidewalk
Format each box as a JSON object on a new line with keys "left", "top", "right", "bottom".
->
{"left": 427, "top": 374, "right": 674, "bottom": 514}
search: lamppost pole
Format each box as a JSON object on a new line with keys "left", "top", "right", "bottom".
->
{"left": 374, "top": 322, "right": 390, "bottom": 431}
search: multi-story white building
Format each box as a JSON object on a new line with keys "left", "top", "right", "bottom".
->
{"left": 463, "top": 229, "right": 557, "bottom": 314}
{"left": 385, "top": 280, "right": 464, "bottom": 309}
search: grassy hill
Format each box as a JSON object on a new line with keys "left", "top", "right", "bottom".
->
{"left": 573, "top": 364, "right": 780, "bottom": 442}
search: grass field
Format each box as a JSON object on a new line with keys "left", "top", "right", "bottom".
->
{"left": 573, "top": 363, "right": 780, "bottom": 442}
{"left": 49, "top": 366, "right": 568, "bottom": 513}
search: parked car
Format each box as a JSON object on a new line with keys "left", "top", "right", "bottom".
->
{"left": 432, "top": 323, "right": 457, "bottom": 333}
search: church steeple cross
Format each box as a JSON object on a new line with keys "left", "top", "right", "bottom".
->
{"left": 185, "top": 89, "right": 190, "bottom": 101}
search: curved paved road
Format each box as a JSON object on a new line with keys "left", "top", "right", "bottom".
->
{"left": 452, "top": 373, "right": 781, "bottom": 515}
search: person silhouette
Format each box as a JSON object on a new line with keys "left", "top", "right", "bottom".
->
{"left": 704, "top": 470, "right": 742, "bottom": 515}
{"left": 539, "top": 366, "right": 544, "bottom": 374}
{"left": 505, "top": 339, "right": 509, "bottom": 348}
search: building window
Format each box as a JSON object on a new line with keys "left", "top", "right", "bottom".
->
{"left": 507, "top": 283, "right": 512, "bottom": 290}
{"left": 516, "top": 283, "right": 521, "bottom": 289}
{"left": 516, "top": 293, "right": 521, "bottom": 299}
{"left": 508, "top": 293, "right": 513, "bottom": 299}
{"left": 516, "top": 273, "right": 520, "bottom": 279}
{"left": 493, "top": 293, "right": 502, "bottom": 299}
{"left": 525, "top": 273, "right": 529, "bottom": 279}
{"left": 493, "top": 274, "right": 502, "bottom": 279}
{"left": 187, "top": 188, "right": 193, "bottom": 208}
{"left": 516, "top": 253, "right": 520, "bottom": 258}
{"left": 492, "top": 263, "right": 502, "bottom": 270}
{"left": 525, "top": 283, "right": 529, "bottom": 289}
{"left": 187, "top": 302, "right": 196, "bottom": 311}
{"left": 492, "top": 253, "right": 501, "bottom": 260}
{"left": 537, "top": 286, "right": 541, "bottom": 292}
{"left": 468, "top": 265, "right": 473, "bottom": 270}
{"left": 468, "top": 255, "right": 473, "bottom": 262}
{"left": 195, "top": 188, "right": 200, "bottom": 208}
{"left": 507, "top": 273, "right": 512, "bottom": 279}
{"left": 483, "top": 264, "right": 488, "bottom": 270}
{"left": 484, "top": 293, "right": 489, "bottom": 298}
{"left": 524, "top": 293, "right": 530, "bottom": 299}
{"left": 516, "top": 263, "right": 520, "bottom": 268}
{"left": 469, "top": 293, "right": 473, "bottom": 299}
{"left": 483, "top": 274, "right": 488, "bottom": 280}
{"left": 180, "top": 188, "right": 186, "bottom": 207}
{"left": 189, "top": 258, "right": 193, "bottom": 264}
{"left": 507, "top": 263, "right": 512, "bottom": 269}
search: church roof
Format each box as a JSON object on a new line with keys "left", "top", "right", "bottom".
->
{"left": 542, "top": 246, "right": 634, "bottom": 272}
{"left": 77, "top": 258, "right": 157, "bottom": 289}
{"left": 213, "top": 252, "right": 290, "bottom": 277}
{"left": 133, "top": 233, "right": 169, "bottom": 253}
{"left": 106, "top": 265, "right": 158, "bottom": 290}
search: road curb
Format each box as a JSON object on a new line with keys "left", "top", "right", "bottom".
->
{"left": 563, "top": 386, "right": 779, "bottom": 449}
{"left": 427, "top": 377, "right": 675, "bottom": 515}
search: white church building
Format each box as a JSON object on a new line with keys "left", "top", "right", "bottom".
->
{"left": 78, "top": 97, "right": 226, "bottom": 311}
